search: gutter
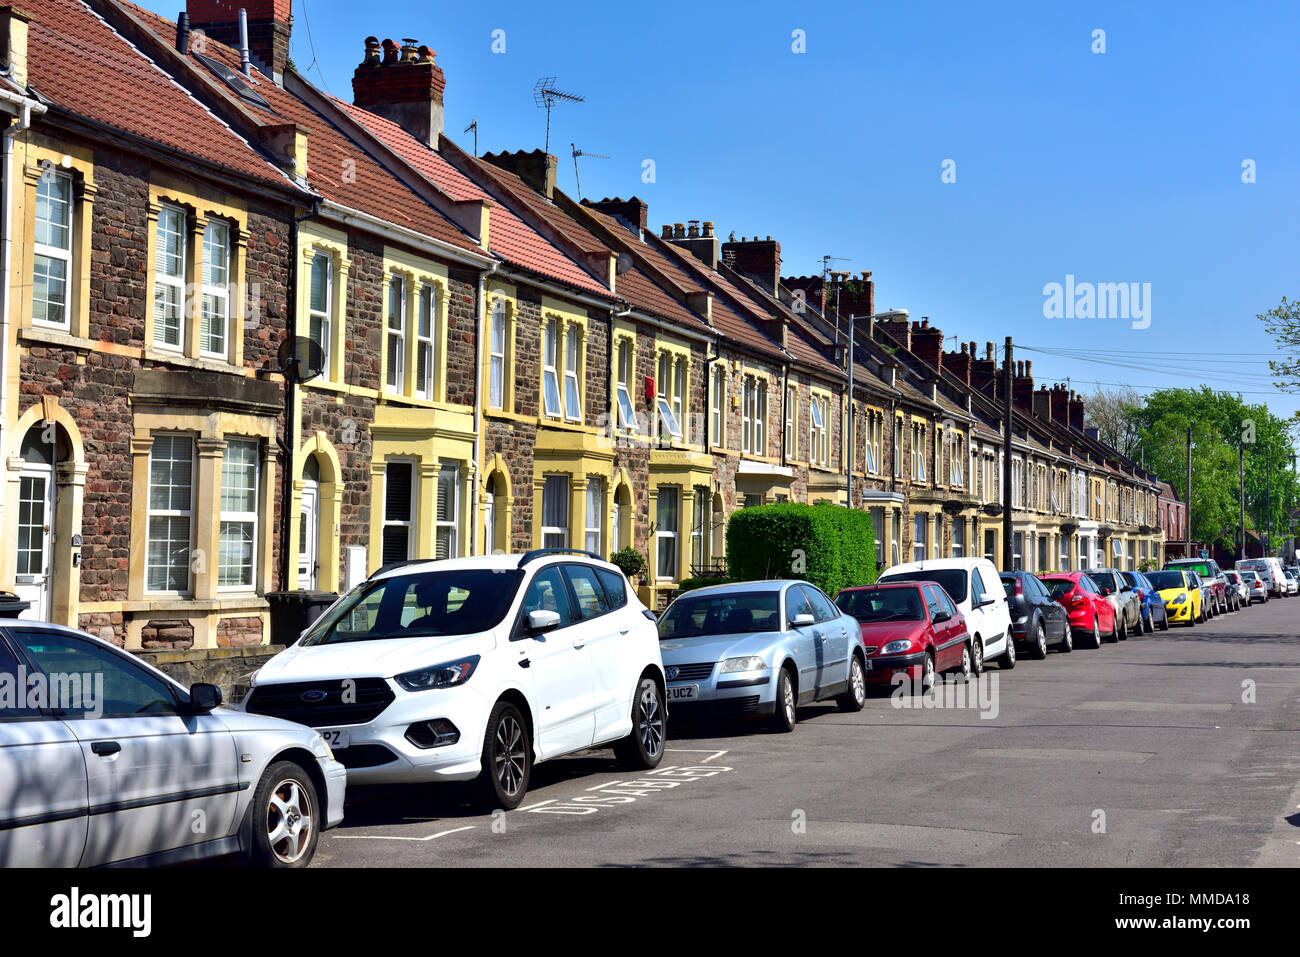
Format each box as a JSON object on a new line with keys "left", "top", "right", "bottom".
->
{"left": 1, "top": 94, "right": 47, "bottom": 488}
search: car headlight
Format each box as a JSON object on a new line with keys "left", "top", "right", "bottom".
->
{"left": 1170, "top": 593, "right": 1186, "bottom": 604}
{"left": 881, "top": 639, "right": 913, "bottom": 655}
{"left": 231, "top": 669, "right": 259, "bottom": 706}
{"left": 395, "top": 656, "right": 480, "bottom": 692}
{"left": 719, "top": 656, "right": 769, "bottom": 674}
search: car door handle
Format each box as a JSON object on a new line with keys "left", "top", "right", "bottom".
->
{"left": 517, "top": 657, "right": 530, "bottom": 668}
{"left": 619, "top": 628, "right": 630, "bottom": 635}
{"left": 572, "top": 639, "right": 586, "bottom": 649}
{"left": 91, "top": 741, "right": 121, "bottom": 757}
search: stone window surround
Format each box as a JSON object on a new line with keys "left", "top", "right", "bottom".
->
{"left": 380, "top": 256, "right": 451, "bottom": 405}
{"left": 143, "top": 181, "right": 249, "bottom": 367}
{"left": 19, "top": 141, "right": 97, "bottom": 340}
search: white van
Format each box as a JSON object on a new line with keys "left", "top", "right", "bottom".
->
{"left": 1236, "top": 557, "right": 1286, "bottom": 598}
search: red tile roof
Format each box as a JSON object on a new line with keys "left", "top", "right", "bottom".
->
{"left": 118, "top": 1, "right": 481, "bottom": 254}
{"left": 326, "top": 99, "right": 613, "bottom": 297}
{"left": 23, "top": 0, "right": 290, "bottom": 186}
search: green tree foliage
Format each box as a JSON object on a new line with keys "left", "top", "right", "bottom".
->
{"left": 725, "top": 502, "right": 876, "bottom": 596}
{"left": 1258, "top": 296, "right": 1300, "bottom": 400}
{"left": 1129, "top": 387, "right": 1299, "bottom": 551}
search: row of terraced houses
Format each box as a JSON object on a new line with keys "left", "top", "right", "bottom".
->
{"left": 0, "top": 0, "right": 1187, "bottom": 649}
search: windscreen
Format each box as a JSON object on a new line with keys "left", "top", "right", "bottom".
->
{"left": 836, "top": 587, "right": 925, "bottom": 622}
{"left": 658, "top": 591, "right": 782, "bottom": 639}
{"left": 879, "top": 569, "right": 968, "bottom": 603}
{"left": 1145, "top": 571, "right": 1186, "bottom": 591}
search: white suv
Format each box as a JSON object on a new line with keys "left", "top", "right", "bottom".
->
{"left": 877, "top": 557, "right": 1016, "bottom": 673}
{"left": 238, "top": 549, "right": 667, "bottom": 809}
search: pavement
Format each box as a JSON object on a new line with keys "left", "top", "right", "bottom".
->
{"left": 314, "top": 597, "right": 1300, "bottom": 867}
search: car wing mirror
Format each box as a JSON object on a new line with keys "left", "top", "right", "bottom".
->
{"left": 187, "top": 682, "right": 222, "bottom": 713}
{"left": 791, "top": 613, "right": 815, "bottom": 628}
{"left": 527, "top": 609, "right": 562, "bottom": 634}
{"left": 932, "top": 610, "right": 951, "bottom": 623}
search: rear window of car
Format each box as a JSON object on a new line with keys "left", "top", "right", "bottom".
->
{"left": 1170, "top": 561, "right": 1212, "bottom": 577}
{"left": 836, "top": 587, "right": 925, "bottom": 622}
{"left": 657, "top": 591, "right": 781, "bottom": 639}
{"left": 594, "top": 567, "right": 629, "bottom": 610}
{"left": 879, "top": 569, "right": 968, "bottom": 603}
{"left": 1145, "top": 571, "right": 1185, "bottom": 590}
{"left": 1040, "top": 578, "right": 1075, "bottom": 600}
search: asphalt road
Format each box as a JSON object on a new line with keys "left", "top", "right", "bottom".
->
{"left": 315, "top": 597, "right": 1300, "bottom": 867}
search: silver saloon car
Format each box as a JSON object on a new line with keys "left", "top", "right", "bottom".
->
{"left": 657, "top": 580, "right": 868, "bottom": 732}
{"left": 0, "top": 621, "right": 346, "bottom": 868}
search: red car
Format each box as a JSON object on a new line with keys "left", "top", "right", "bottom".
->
{"left": 1038, "top": 572, "right": 1117, "bottom": 649}
{"left": 835, "top": 581, "right": 972, "bottom": 691}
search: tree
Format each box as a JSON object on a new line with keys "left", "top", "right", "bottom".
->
{"left": 1129, "top": 387, "right": 1300, "bottom": 555}
{"left": 1082, "top": 384, "right": 1144, "bottom": 458}
{"left": 1258, "top": 296, "right": 1300, "bottom": 401}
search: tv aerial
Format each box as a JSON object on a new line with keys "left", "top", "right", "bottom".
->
{"left": 534, "top": 77, "right": 583, "bottom": 155}
{"left": 571, "top": 142, "right": 609, "bottom": 200}
{"left": 464, "top": 119, "right": 478, "bottom": 156}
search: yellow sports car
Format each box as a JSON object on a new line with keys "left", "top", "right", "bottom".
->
{"left": 1144, "top": 569, "right": 1203, "bottom": 625}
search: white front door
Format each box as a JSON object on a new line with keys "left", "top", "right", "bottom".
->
{"left": 483, "top": 490, "right": 495, "bottom": 555}
{"left": 14, "top": 467, "right": 54, "bottom": 620}
{"left": 298, "top": 481, "right": 319, "bottom": 590}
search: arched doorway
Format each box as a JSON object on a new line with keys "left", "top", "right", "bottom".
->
{"left": 298, "top": 455, "right": 321, "bottom": 589}
{"left": 15, "top": 425, "right": 72, "bottom": 620}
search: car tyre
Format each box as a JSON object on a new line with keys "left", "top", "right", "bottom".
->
{"left": 837, "top": 653, "right": 868, "bottom": 712}
{"left": 998, "top": 632, "right": 1017, "bottom": 669}
{"left": 771, "top": 666, "right": 797, "bottom": 733}
{"left": 475, "top": 701, "right": 531, "bottom": 811}
{"left": 1031, "top": 620, "right": 1048, "bottom": 659}
{"left": 247, "top": 760, "right": 319, "bottom": 869}
{"left": 919, "top": 650, "right": 938, "bottom": 691}
{"left": 615, "top": 677, "right": 666, "bottom": 770}
{"left": 1058, "top": 625, "right": 1073, "bottom": 653}
{"left": 971, "top": 636, "right": 985, "bottom": 674}
{"left": 957, "top": 643, "right": 973, "bottom": 682}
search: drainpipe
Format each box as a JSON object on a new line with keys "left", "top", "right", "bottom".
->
{"left": 473, "top": 260, "right": 501, "bottom": 555}
{"left": 1, "top": 97, "right": 45, "bottom": 496}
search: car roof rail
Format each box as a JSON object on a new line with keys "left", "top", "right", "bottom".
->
{"left": 517, "top": 547, "right": 604, "bottom": 569}
{"left": 367, "top": 558, "right": 433, "bottom": 580}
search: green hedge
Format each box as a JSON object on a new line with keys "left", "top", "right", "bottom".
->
{"left": 676, "top": 576, "right": 732, "bottom": 593}
{"left": 725, "top": 502, "right": 876, "bottom": 597}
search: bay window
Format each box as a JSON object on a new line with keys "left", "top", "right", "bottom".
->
{"left": 218, "top": 439, "right": 258, "bottom": 589}
{"left": 435, "top": 461, "right": 459, "bottom": 560}
{"left": 146, "top": 435, "right": 194, "bottom": 593}
{"left": 655, "top": 487, "right": 679, "bottom": 580}
{"left": 542, "top": 475, "right": 568, "bottom": 547}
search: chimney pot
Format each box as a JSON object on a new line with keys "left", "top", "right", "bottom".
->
{"left": 673, "top": 223, "right": 686, "bottom": 239}
{"left": 687, "top": 221, "right": 700, "bottom": 238}
{"left": 702, "top": 221, "right": 714, "bottom": 238}
{"left": 986, "top": 341, "right": 994, "bottom": 360}
{"left": 353, "top": 33, "right": 447, "bottom": 147}
{"left": 381, "top": 38, "right": 399, "bottom": 64}
{"left": 661, "top": 224, "right": 672, "bottom": 238}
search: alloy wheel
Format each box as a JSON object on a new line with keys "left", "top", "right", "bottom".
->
{"left": 266, "top": 779, "right": 314, "bottom": 866}
{"left": 494, "top": 714, "right": 528, "bottom": 798}
{"left": 637, "top": 684, "right": 665, "bottom": 760}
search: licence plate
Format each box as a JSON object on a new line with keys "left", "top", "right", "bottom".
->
{"left": 667, "top": 685, "right": 699, "bottom": 700}
{"left": 319, "top": 728, "right": 350, "bottom": 749}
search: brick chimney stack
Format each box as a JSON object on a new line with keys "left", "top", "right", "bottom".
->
{"left": 944, "top": 341, "right": 974, "bottom": 385}
{"left": 720, "top": 235, "right": 781, "bottom": 291}
{"left": 188, "top": 0, "right": 292, "bottom": 81}
{"left": 1049, "top": 383, "right": 1070, "bottom": 425}
{"left": 1012, "top": 359, "right": 1034, "bottom": 411}
{"left": 1033, "top": 384, "right": 1052, "bottom": 420}
{"left": 1068, "top": 390, "right": 1085, "bottom": 432}
{"left": 911, "top": 318, "right": 944, "bottom": 373}
{"left": 351, "top": 35, "right": 446, "bottom": 147}
{"left": 585, "top": 197, "right": 648, "bottom": 236}
{"left": 876, "top": 316, "right": 911, "bottom": 352}
{"left": 481, "top": 149, "right": 557, "bottom": 199}
{"left": 668, "top": 218, "right": 720, "bottom": 269}
{"left": 971, "top": 342, "right": 999, "bottom": 397}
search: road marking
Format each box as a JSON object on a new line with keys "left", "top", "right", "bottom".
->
{"left": 333, "top": 824, "right": 477, "bottom": 843}
{"left": 666, "top": 748, "right": 729, "bottom": 763}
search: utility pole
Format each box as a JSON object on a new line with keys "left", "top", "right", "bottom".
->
{"left": 1185, "top": 427, "right": 1192, "bottom": 559}
{"left": 1266, "top": 454, "right": 1272, "bottom": 557}
{"left": 847, "top": 312, "right": 856, "bottom": 508}
{"left": 1239, "top": 444, "right": 1245, "bottom": 560}
{"left": 1002, "top": 336, "right": 1013, "bottom": 571}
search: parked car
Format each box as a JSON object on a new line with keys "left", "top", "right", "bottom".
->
{"left": 1223, "top": 570, "right": 1250, "bottom": 608}
{"left": 1166, "top": 559, "right": 1229, "bottom": 613}
{"left": 1186, "top": 569, "right": 1215, "bottom": 620}
{"left": 1085, "top": 568, "right": 1142, "bottom": 639}
{"left": 1144, "top": 568, "right": 1204, "bottom": 626}
{"left": 1235, "top": 557, "right": 1286, "bottom": 599}
{"left": 878, "top": 558, "right": 1016, "bottom": 673}
{"left": 1240, "top": 569, "right": 1268, "bottom": 604}
{"left": 999, "top": 570, "right": 1072, "bottom": 657}
{"left": 1123, "top": 570, "right": 1171, "bottom": 632}
{"left": 1285, "top": 569, "right": 1300, "bottom": 596}
{"left": 0, "top": 620, "right": 345, "bottom": 868}
{"left": 658, "top": 579, "right": 867, "bottom": 731}
{"left": 240, "top": 550, "right": 666, "bottom": 811}
{"left": 1039, "top": 572, "right": 1117, "bottom": 648}
{"left": 835, "top": 581, "right": 973, "bottom": 689}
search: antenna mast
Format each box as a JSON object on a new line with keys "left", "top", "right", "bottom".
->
{"left": 571, "top": 142, "right": 609, "bottom": 200}
{"left": 464, "top": 119, "right": 478, "bottom": 156}
{"left": 533, "top": 77, "right": 584, "bottom": 155}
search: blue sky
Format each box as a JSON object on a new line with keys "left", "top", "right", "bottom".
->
{"left": 146, "top": 0, "right": 1299, "bottom": 419}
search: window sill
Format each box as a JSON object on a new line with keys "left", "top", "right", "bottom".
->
{"left": 142, "top": 348, "right": 245, "bottom": 375}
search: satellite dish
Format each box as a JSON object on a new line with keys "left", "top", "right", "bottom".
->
{"left": 277, "top": 336, "right": 326, "bottom": 384}
{"left": 615, "top": 252, "right": 633, "bottom": 275}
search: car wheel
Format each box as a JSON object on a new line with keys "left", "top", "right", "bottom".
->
{"left": 837, "top": 653, "right": 868, "bottom": 712}
{"left": 1032, "top": 620, "right": 1048, "bottom": 659}
{"left": 771, "top": 666, "right": 797, "bottom": 732}
{"left": 920, "top": 651, "right": 938, "bottom": 691}
{"left": 1090, "top": 615, "right": 1105, "bottom": 649}
{"left": 971, "top": 636, "right": 985, "bottom": 674}
{"left": 998, "top": 632, "right": 1017, "bottom": 669}
{"left": 957, "top": 643, "right": 973, "bottom": 682}
{"left": 1117, "top": 612, "right": 1128, "bottom": 641}
{"left": 615, "top": 677, "right": 666, "bottom": 769}
{"left": 1059, "top": 625, "right": 1073, "bottom": 653}
{"left": 1142, "top": 610, "right": 1153, "bottom": 634}
{"left": 1159, "top": 609, "right": 1170, "bottom": 631}
{"left": 475, "top": 701, "right": 531, "bottom": 810}
{"left": 247, "top": 760, "right": 319, "bottom": 868}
